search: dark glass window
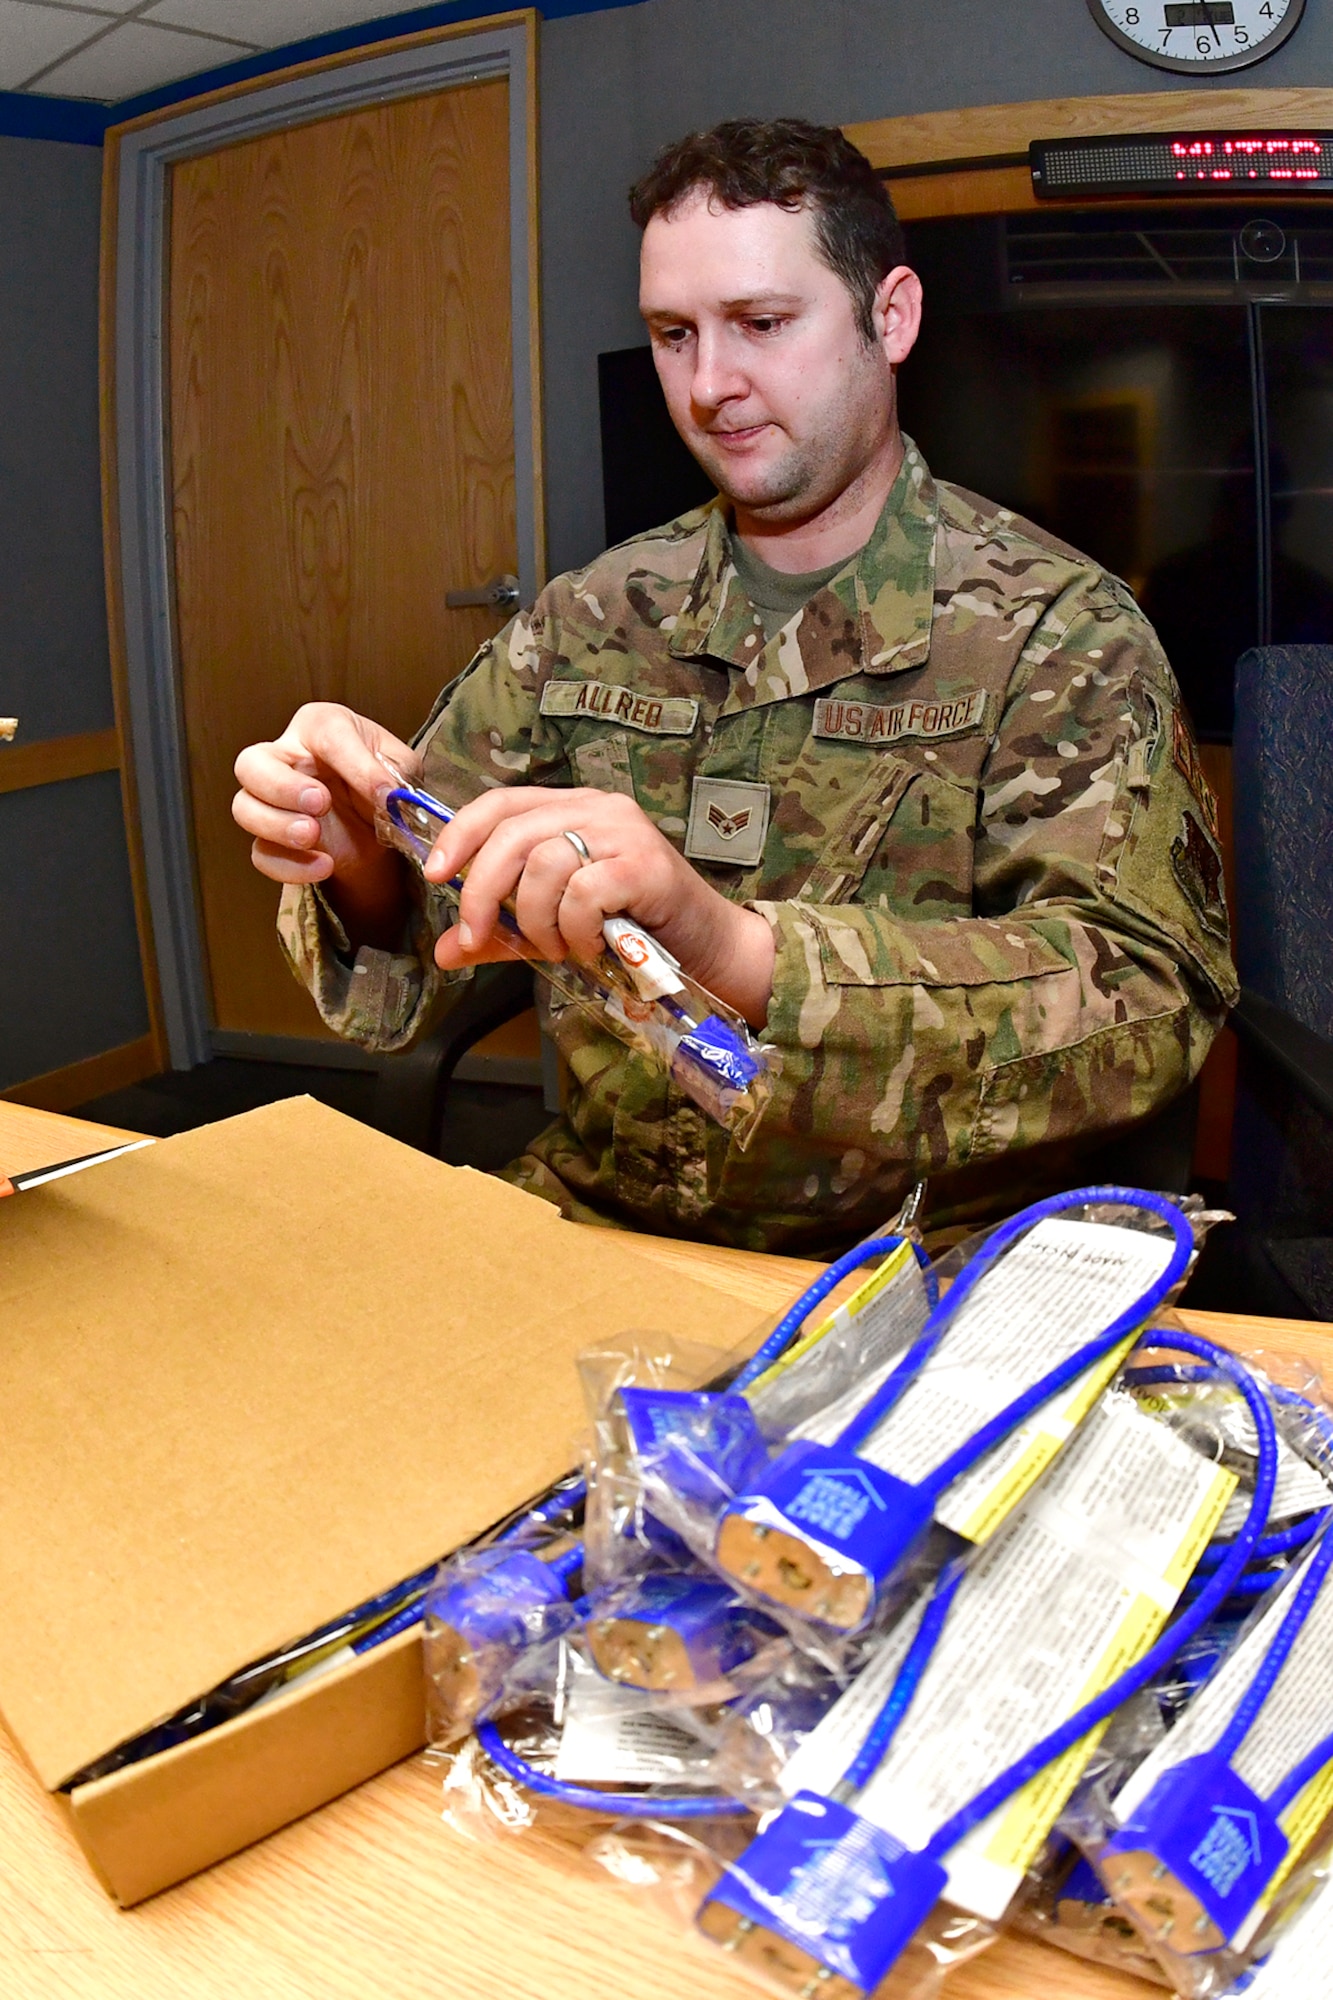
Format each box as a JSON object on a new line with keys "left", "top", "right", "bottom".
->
{"left": 1258, "top": 307, "right": 1333, "bottom": 654}
{"left": 598, "top": 346, "right": 713, "bottom": 547}
{"left": 898, "top": 305, "right": 1255, "bottom": 741}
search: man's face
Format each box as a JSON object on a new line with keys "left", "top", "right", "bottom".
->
{"left": 638, "top": 191, "right": 913, "bottom": 526}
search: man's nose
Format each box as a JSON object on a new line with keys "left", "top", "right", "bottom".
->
{"left": 690, "top": 329, "right": 748, "bottom": 412}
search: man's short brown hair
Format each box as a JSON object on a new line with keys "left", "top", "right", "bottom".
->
{"left": 628, "top": 117, "right": 907, "bottom": 344}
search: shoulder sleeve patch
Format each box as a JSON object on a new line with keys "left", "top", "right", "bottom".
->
{"left": 1171, "top": 809, "right": 1229, "bottom": 940}
{"left": 1171, "top": 710, "right": 1220, "bottom": 837}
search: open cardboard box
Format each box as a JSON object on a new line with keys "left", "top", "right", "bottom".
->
{"left": 0, "top": 1097, "right": 771, "bottom": 1905}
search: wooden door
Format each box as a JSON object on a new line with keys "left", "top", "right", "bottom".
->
{"left": 169, "top": 79, "right": 516, "bottom": 1038}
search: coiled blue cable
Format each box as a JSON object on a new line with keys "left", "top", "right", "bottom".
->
{"left": 474, "top": 1717, "right": 750, "bottom": 1818}
{"left": 1214, "top": 1519, "right": 1333, "bottom": 1762}
{"left": 731, "top": 1231, "right": 936, "bottom": 1395}
{"left": 838, "top": 1188, "right": 1196, "bottom": 1486}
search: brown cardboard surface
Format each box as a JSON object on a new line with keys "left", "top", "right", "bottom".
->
{"left": 0, "top": 1098, "right": 766, "bottom": 1793}
{"left": 62, "top": 1626, "right": 426, "bottom": 1907}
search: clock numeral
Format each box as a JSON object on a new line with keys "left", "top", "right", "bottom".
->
{"left": 1197, "top": 32, "right": 1211, "bottom": 50}
{"left": 1124, "top": 5, "right": 1138, "bottom": 18}
{"left": 1259, "top": 1, "right": 1274, "bottom": 14}
{"left": 1234, "top": 23, "right": 1249, "bottom": 38}
{"left": 1160, "top": 25, "right": 1173, "bottom": 41}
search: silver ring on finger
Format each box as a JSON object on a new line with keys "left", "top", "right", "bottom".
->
{"left": 561, "top": 829, "right": 592, "bottom": 867}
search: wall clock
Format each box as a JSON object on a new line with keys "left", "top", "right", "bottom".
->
{"left": 1087, "top": 0, "right": 1305, "bottom": 74}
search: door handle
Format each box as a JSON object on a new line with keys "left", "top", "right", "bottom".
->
{"left": 445, "top": 574, "right": 520, "bottom": 613}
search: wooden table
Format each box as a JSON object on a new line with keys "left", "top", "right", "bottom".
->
{"left": 2, "top": 1101, "right": 1329, "bottom": 2000}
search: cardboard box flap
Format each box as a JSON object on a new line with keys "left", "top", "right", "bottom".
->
{"left": 0, "top": 1098, "right": 766, "bottom": 1791}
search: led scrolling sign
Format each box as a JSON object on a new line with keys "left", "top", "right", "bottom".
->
{"left": 1031, "top": 131, "right": 1333, "bottom": 197}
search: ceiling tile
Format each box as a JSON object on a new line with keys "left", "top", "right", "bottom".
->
{"left": 0, "top": 0, "right": 108, "bottom": 88}
{"left": 142, "top": 0, "right": 407, "bottom": 47}
{"left": 31, "top": 19, "right": 256, "bottom": 96}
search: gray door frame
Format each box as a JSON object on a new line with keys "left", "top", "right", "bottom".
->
{"left": 110, "top": 22, "right": 541, "bottom": 1068}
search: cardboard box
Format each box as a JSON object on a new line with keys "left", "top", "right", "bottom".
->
{"left": 0, "top": 1097, "right": 771, "bottom": 1904}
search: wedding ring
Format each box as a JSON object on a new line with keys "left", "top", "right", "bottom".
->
{"left": 562, "top": 830, "right": 592, "bottom": 866}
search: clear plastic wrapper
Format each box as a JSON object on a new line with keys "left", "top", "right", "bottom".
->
{"left": 610, "top": 1192, "right": 1206, "bottom": 1672}
{"left": 577, "top": 1329, "right": 740, "bottom": 1585}
{"left": 423, "top": 1531, "right": 586, "bottom": 1747}
{"left": 575, "top": 1247, "right": 941, "bottom": 1678}
{"left": 1219, "top": 1829, "right": 1333, "bottom": 1996}
{"left": 426, "top": 1218, "right": 1297, "bottom": 2000}
{"left": 375, "top": 778, "right": 776, "bottom": 1146}
{"left": 434, "top": 1640, "right": 746, "bottom": 1846}
{"left": 1066, "top": 1507, "right": 1333, "bottom": 1999}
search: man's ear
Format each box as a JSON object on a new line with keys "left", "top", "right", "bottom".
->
{"left": 872, "top": 265, "right": 923, "bottom": 366}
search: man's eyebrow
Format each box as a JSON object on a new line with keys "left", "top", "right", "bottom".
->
{"left": 718, "top": 294, "right": 803, "bottom": 312}
{"left": 640, "top": 294, "right": 805, "bottom": 322}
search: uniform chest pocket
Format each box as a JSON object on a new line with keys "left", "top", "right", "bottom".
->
{"left": 789, "top": 755, "right": 977, "bottom": 911}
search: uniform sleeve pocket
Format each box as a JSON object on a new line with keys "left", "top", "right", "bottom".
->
{"left": 808, "top": 908, "right": 1074, "bottom": 988}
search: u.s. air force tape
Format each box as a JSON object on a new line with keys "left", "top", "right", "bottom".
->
{"left": 540, "top": 678, "right": 699, "bottom": 736}
{"left": 812, "top": 688, "right": 987, "bottom": 744}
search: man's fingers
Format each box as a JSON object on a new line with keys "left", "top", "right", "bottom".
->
{"left": 233, "top": 741, "right": 331, "bottom": 817}
{"left": 557, "top": 858, "right": 636, "bottom": 960}
{"left": 424, "top": 787, "right": 607, "bottom": 883}
{"left": 231, "top": 788, "right": 325, "bottom": 851}
{"left": 433, "top": 925, "right": 528, "bottom": 972}
{"left": 291, "top": 710, "right": 419, "bottom": 811}
{"left": 510, "top": 835, "right": 586, "bottom": 960}
{"left": 249, "top": 837, "right": 335, "bottom": 885}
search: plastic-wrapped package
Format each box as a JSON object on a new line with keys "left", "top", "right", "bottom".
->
{"left": 581, "top": 1571, "right": 785, "bottom": 1701}
{"left": 427, "top": 1256, "right": 1287, "bottom": 1998}
{"left": 1012, "top": 1847, "right": 1174, "bottom": 1986}
{"left": 423, "top": 1534, "right": 586, "bottom": 1746}
{"left": 375, "top": 779, "right": 775, "bottom": 1145}
{"left": 576, "top": 1235, "right": 937, "bottom": 1673}
{"left": 1219, "top": 1832, "right": 1333, "bottom": 1997}
{"left": 434, "top": 1639, "right": 751, "bottom": 1845}
{"left": 1011, "top": 1358, "right": 1332, "bottom": 1990}
{"left": 1069, "top": 1512, "right": 1333, "bottom": 1998}
{"left": 695, "top": 1190, "right": 1202, "bottom": 1649}
{"left": 575, "top": 1210, "right": 932, "bottom": 1589}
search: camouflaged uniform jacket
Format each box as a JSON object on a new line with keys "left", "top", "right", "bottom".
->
{"left": 279, "top": 442, "right": 1237, "bottom": 1254}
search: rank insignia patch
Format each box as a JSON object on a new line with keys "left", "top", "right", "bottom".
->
{"left": 707, "top": 802, "right": 753, "bottom": 841}
{"left": 1171, "top": 810, "right": 1229, "bottom": 938}
{"left": 685, "top": 777, "right": 771, "bottom": 868}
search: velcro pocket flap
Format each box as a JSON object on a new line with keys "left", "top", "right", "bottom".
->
{"left": 811, "top": 910, "right": 1074, "bottom": 988}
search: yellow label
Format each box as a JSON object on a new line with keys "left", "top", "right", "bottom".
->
{"left": 978, "top": 1453, "right": 1237, "bottom": 1877}
{"left": 955, "top": 1334, "right": 1140, "bottom": 1545}
{"left": 1162, "top": 1462, "right": 1240, "bottom": 1594}
{"left": 1253, "top": 1757, "right": 1333, "bottom": 1919}
{"left": 746, "top": 1240, "right": 916, "bottom": 1395}
{"left": 982, "top": 1593, "right": 1164, "bottom": 1876}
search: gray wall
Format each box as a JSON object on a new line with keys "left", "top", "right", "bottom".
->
{"left": 0, "top": 133, "right": 149, "bottom": 1091}
{"left": 538, "top": 0, "right": 1333, "bottom": 574}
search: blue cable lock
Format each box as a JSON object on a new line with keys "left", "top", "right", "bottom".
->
{"left": 713, "top": 1187, "right": 1196, "bottom": 1632}
{"left": 611, "top": 1228, "right": 932, "bottom": 1562}
{"left": 1102, "top": 1518, "right": 1333, "bottom": 1955}
{"left": 697, "top": 1332, "right": 1280, "bottom": 1998}
{"left": 380, "top": 782, "right": 771, "bottom": 1140}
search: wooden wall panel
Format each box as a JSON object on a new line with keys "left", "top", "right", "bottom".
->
{"left": 169, "top": 79, "right": 515, "bottom": 1037}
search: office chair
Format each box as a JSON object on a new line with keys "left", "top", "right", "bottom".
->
{"left": 1222, "top": 644, "right": 1333, "bottom": 1318}
{"left": 370, "top": 960, "right": 536, "bottom": 1155}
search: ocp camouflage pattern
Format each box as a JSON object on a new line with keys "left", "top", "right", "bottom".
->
{"left": 278, "top": 440, "right": 1237, "bottom": 1253}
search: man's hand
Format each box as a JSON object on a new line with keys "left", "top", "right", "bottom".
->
{"left": 424, "top": 788, "right": 776, "bottom": 1028}
{"left": 232, "top": 703, "right": 420, "bottom": 949}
